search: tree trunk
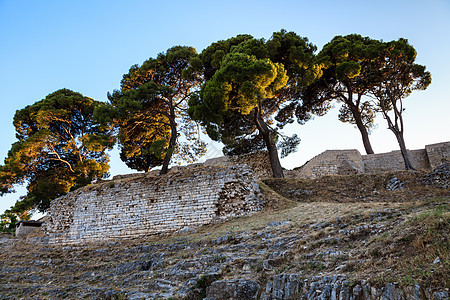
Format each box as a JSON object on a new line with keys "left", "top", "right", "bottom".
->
{"left": 379, "top": 99, "right": 414, "bottom": 170}
{"left": 254, "top": 104, "right": 284, "bottom": 178}
{"left": 350, "top": 106, "right": 375, "bottom": 155}
{"left": 355, "top": 118, "right": 375, "bottom": 155}
{"left": 160, "top": 112, "right": 177, "bottom": 175}
{"left": 391, "top": 129, "right": 414, "bottom": 170}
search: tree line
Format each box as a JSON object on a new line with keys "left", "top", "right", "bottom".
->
{"left": 0, "top": 30, "right": 431, "bottom": 230}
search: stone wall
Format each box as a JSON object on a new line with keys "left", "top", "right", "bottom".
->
{"left": 295, "top": 141, "right": 449, "bottom": 179}
{"left": 293, "top": 150, "right": 363, "bottom": 179}
{"left": 45, "top": 164, "right": 262, "bottom": 244}
{"left": 362, "top": 148, "right": 430, "bottom": 173}
{"left": 425, "top": 141, "right": 449, "bottom": 169}
{"left": 15, "top": 223, "right": 40, "bottom": 237}
{"left": 204, "top": 151, "right": 272, "bottom": 179}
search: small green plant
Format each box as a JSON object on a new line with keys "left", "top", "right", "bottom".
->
{"left": 401, "top": 275, "right": 415, "bottom": 285}
{"left": 213, "top": 254, "right": 226, "bottom": 263}
{"left": 194, "top": 274, "right": 219, "bottom": 299}
{"left": 304, "top": 261, "right": 325, "bottom": 271}
{"left": 108, "top": 181, "right": 116, "bottom": 188}
{"left": 113, "top": 294, "right": 127, "bottom": 300}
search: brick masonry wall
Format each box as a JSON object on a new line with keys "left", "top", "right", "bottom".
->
{"left": 44, "top": 165, "right": 262, "bottom": 244}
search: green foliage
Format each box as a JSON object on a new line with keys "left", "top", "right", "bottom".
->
{"left": 370, "top": 38, "right": 431, "bottom": 107}
{"left": 336, "top": 61, "right": 361, "bottom": 79}
{"left": 0, "top": 89, "right": 113, "bottom": 213}
{"left": 0, "top": 210, "right": 19, "bottom": 232}
{"left": 312, "top": 34, "right": 431, "bottom": 159}
{"left": 199, "top": 52, "right": 288, "bottom": 118}
{"left": 338, "top": 101, "right": 376, "bottom": 132}
{"left": 308, "top": 34, "right": 386, "bottom": 154}
{"left": 370, "top": 38, "right": 431, "bottom": 124}
{"left": 99, "top": 46, "right": 206, "bottom": 173}
{"left": 369, "top": 38, "right": 431, "bottom": 169}
{"left": 189, "top": 30, "right": 322, "bottom": 177}
{"left": 194, "top": 274, "right": 218, "bottom": 299}
{"left": 191, "top": 34, "right": 253, "bottom": 81}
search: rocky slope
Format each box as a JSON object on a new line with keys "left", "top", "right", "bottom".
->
{"left": 0, "top": 169, "right": 448, "bottom": 299}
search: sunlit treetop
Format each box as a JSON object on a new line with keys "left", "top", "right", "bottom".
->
{"left": 189, "top": 30, "right": 324, "bottom": 178}
{"left": 0, "top": 89, "right": 114, "bottom": 212}
{"left": 97, "top": 45, "right": 206, "bottom": 174}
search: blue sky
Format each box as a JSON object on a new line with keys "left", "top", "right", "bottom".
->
{"left": 1, "top": 0, "right": 449, "bottom": 215}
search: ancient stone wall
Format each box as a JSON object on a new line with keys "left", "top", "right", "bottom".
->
{"left": 294, "top": 150, "right": 364, "bottom": 179}
{"left": 425, "top": 142, "right": 449, "bottom": 169}
{"left": 362, "top": 149, "right": 430, "bottom": 173}
{"left": 15, "top": 223, "right": 41, "bottom": 238}
{"left": 204, "top": 151, "right": 272, "bottom": 179}
{"left": 45, "top": 165, "right": 262, "bottom": 244}
{"left": 294, "top": 142, "right": 449, "bottom": 179}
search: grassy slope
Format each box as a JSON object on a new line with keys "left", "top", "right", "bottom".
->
{"left": 0, "top": 171, "right": 448, "bottom": 298}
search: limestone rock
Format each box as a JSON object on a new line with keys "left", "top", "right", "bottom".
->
{"left": 206, "top": 279, "right": 260, "bottom": 300}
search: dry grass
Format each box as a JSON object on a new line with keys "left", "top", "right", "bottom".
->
{"left": 172, "top": 199, "right": 405, "bottom": 246}
{"left": 1, "top": 172, "right": 448, "bottom": 298}
{"left": 264, "top": 171, "right": 449, "bottom": 203}
{"left": 364, "top": 202, "right": 449, "bottom": 288}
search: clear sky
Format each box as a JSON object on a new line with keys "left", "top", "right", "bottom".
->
{"left": 1, "top": 0, "right": 449, "bottom": 215}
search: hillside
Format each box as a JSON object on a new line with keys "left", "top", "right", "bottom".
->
{"left": 0, "top": 170, "right": 448, "bottom": 299}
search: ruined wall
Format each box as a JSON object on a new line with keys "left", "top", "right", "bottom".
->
{"left": 362, "top": 149, "right": 430, "bottom": 173}
{"left": 294, "top": 142, "right": 449, "bottom": 179}
{"left": 15, "top": 224, "right": 40, "bottom": 238}
{"left": 45, "top": 165, "right": 262, "bottom": 244}
{"left": 294, "top": 150, "right": 364, "bottom": 179}
{"left": 425, "top": 142, "right": 449, "bottom": 169}
{"left": 204, "top": 151, "right": 272, "bottom": 179}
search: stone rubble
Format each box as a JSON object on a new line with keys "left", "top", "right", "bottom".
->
{"left": 423, "top": 163, "right": 449, "bottom": 189}
{"left": 385, "top": 177, "right": 404, "bottom": 191}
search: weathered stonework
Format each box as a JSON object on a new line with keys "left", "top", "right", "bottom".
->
{"left": 204, "top": 151, "right": 272, "bottom": 179}
{"left": 425, "top": 141, "right": 449, "bottom": 169}
{"left": 45, "top": 165, "right": 262, "bottom": 244}
{"left": 292, "top": 149, "right": 364, "bottom": 179}
{"left": 361, "top": 148, "right": 430, "bottom": 173}
{"left": 294, "top": 141, "right": 449, "bottom": 179}
{"left": 15, "top": 221, "right": 43, "bottom": 238}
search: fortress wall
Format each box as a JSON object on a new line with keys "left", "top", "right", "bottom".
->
{"left": 15, "top": 224, "right": 40, "bottom": 238}
{"left": 45, "top": 165, "right": 262, "bottom": 245}
{"left": 295, "top": 149, "right": 364, "bottom": 179}
{"left": 292, "top": 141, "right": 449, "bottom": 179}
{"left": 204, "top": 151, "right": 272, "bottom": 179}
{"left": 425, "top": 142, "right": 449, "bottom": 169}
{"left": 362, "top": 149, "right": 430, "bottom": 173}
{"left": 43, "top": 142, "right": 449, "bottom": 244}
